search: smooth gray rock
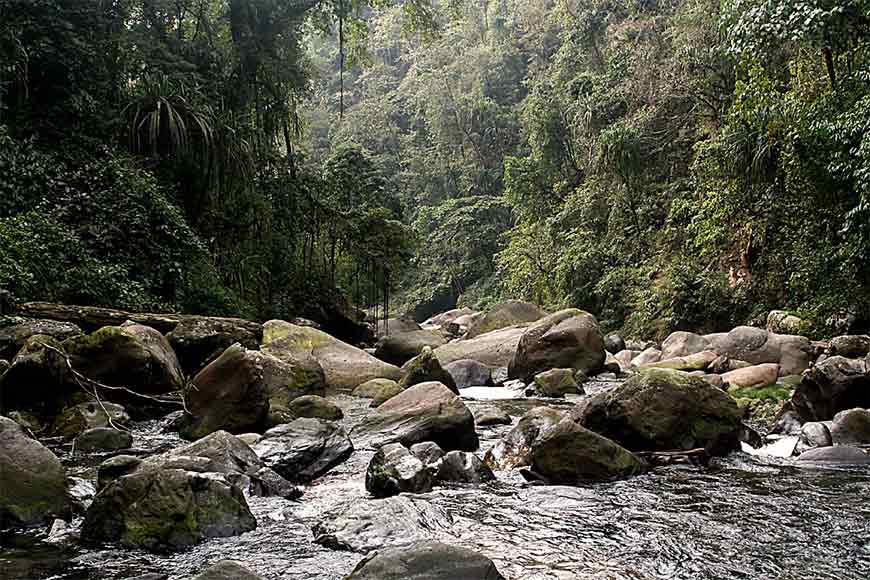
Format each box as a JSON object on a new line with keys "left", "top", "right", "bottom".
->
{"left": 345, "top": 540, "right": 505, "bottom": 579}
{"left": 253, "top": 418, "right": 353, "bottom": 482}
{"left": 366, "top": 443, "right": 433, "bottom": 498}
{"left": 797, "top": 446, "right": 870, "bottom": 465}
{"left": 74, "top": 427, "right": 133, "bottom": 452}
{"left": 436, "top": 451, "right": 494, "bottom": 484}
{"left": 445, "top": 359, "right": 493, "bottom": 389}
{"left": 191, "top": 560, "right": 264, "bottom": 580}
{"left": 830, "top": 408, "right": 870, "bottom": 445}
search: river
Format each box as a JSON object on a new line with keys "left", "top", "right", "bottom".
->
{"left": 3, "top": 379, "right": 870, "bottom": 580}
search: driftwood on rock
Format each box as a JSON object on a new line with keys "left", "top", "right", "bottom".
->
{"left": 14, "top": 302, "right": 263, "bottom": 338}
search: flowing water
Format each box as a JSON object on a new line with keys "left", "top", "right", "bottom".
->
{"left": 4, "top": 379, "right": 870, "bottom": 580}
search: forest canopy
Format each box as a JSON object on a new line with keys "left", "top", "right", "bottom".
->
{"left": 1, "top": 0, "right": 869, "bottom": 338}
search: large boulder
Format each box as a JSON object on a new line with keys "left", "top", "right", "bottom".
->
{"left": 660, "top": 331, "right": 710, "bottom": 360}
{"left": 0, "top": 416, "right": 70, "bottom": 526}
{"left": 508, "top": 309, "right": 606, "bottom": 381}
{"left": 352, "top": 382, "right": 478, "bottom": 451}
{"left": 828, "top": 335, "right": 870, "bottom": 358}
{"left": 830, "top": 408, "right": 870, "bottom": 445}
{"left": 796, "top": 446, "right": 870, "bottom": 466}
{"left": 0, "top": 335, "right": 73, "bottom": 420}
{"left": 466, "top": 300, "right": 546, "bottom": 339}
{"left": 180, "top": 344, "right": 269, "bottom": 439}
{"left": 345, "top": 540, "right": 505, "bottom": 580}
{"left": 531, "top": 420, "right": 645, "bottom": 484}
{"left": 64, "top": 323, "right": 184, "bottom": 395}
{"left": 167, "top": 317, "right": 260, "bottom": 376}
{"left": 81, "top": 467, "right": 256, "bottom": 551}
{"left": 375, "top": 317, "right": 421, "bottom": 339}
{"left": 365, "top": 443, "right": 433, "bottom": 498}
{"left": 603, "top": 334, "right": 626, "bottom": 355}
{"left": 261, "top": 320, "right": 401, "bottom": 390}
{"left": 352, "top": 378, "right": 403, "bottom": 407}
{"left": 399, "top": 347, "right": 457, "bottom": 393}
{"left": 576, "top": 368, "right": 742, "bottom": 455}
{"left": 643, "top": 351, "right": 717, "bottom": 372}
{"left": 444, "top": 359, "right": 493, "bottom": 389}
{"left": 795, "top": 421, "right": 832, "bottom": 454}
{"left": 250, "top": 350, "right": 326, "bottom": 417}
{"left": 721, "top": 363, "right": 780, "bottom": 390}
{"left": 433, "top": 326, "right": 526, "bottom": 368}
{"left": 791, "top": 356, "right": 870, "bottom": 421}
{"left": 312, "top": 496, "right": 453, "bottom": 553}
{"left": 704, "top": 326, "right": 811, "bottom": 376}
{"left": 0, "top": 319, "right": 82, "bottom": 360}
{"left": 483, "top": 407, "right": 563, "bottom": 470}
{"left": 374, "top": 330, "right": 447, "bottom": 366}
{"left": 436, "top": 451, "right": 494, "bottom": 484}
{"left": 191, "top": 561, "right": 263, "bottom": 580}
{"left": 630, "top": 348, "right": 662, "bottom": 368}
{"left": 252, "top": 418, "right": 353, "bottom": 482}
{"left": 766, "top": 310, "right": 810, "bottom": 335}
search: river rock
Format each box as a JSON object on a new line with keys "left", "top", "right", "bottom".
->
{"left": 81, "top": 467, "right": 256, "bottom": 551}
{"left": 796, "top": 445, "right": 870, "bottom": 465}
{"left": 180, "top": 344, "right": 269, "bottom": 439}
{"left": 721, "top": 363, "right": 780, "bottom": 390}
{"left": 613, "top": 350, "right": 640, "bottom": 371}
{"left": 766, "top": 310, "right": 809, "bottom": 335}
{"left": 261, "top": 320, "right": 401, "bottom": 389}
{"left": 704, "top": 326, "right": 811, "bottom": 376}
{"left": 74, "top": 427, "right": 133, "bottom": 452}
{"left": 345, "top": 540, "right": 505, "bottom": 580}
{"left": 795, "top": 422, "right": 832, "bottom": 454}
{"left": 660, "top": 331, "right": 710, "bottom": 360}
{"left": 830, "top": 408, "right": 870, "bottom": 445}
{"left": 0, "top": 319, "right": 82, "bottom": 360}
{"left": 191, "top": 561, "right": 264, "bottom": 580}
{"left": 287, "top": 395, "right": 343, "bottom": 421}
{"left": 466, "top": 300, "right": 546, "bottom": 339}
{"left": 251, "top": 350, "right": 326, "bottom": 416}
{"left": 365, "top": 443, "right": 434, "bottom": 498}
{"left": 64, "top": 322, "right": 184, "bottom": 395}
{"left": 508, "top": 309, "right": 606, "bottom": 381}
{"left": 424, "top": 307, "right": 475, "bottom": 327}
{"left": 0, "top": 416, "right": 70, "bottom": 526}
{"left": 434, "top": 326, "right": 526, "bottom": 368}
{"left": 484, "top": 406, "right": 563, "bottom": 470}
{"left": 97, "top": 455, "right": 143, "bottom": 491}
{"left": 253, "top": 418, "right": 353, "bottom": 482}
{"left": 399, "top": 347, "right": 457, "bottom": 393}
{"left": 166, "top": 317, "right": 260, "bottom": 376}
{"left": 828, "top": 335, "right": 870, "bottom": 358}
{"left": 50, "top": 401, "right": 130, "bottom": 439}
{"left": 436, "top": 451, "right": 494, "bottom": 484}
{"left": 473, "top": 405, "right": 512, "bottom": 426}
{"left": 444, "top": 359, "right": 493, "bottom": 389}
{"left": 0, "top": 335, "right": 73, "bottom": 420}
{"left": 312, "top": 496, "right": 453, "bottom": 553}
{"left": 375, "top": 330, "right": 447, "bottom": 366}
{"left": 352, "top": 382, "right": 478, "bottom": 451}
{"left": 376, "top": 317, "right": 421, "bottom": 338}
{"left": 630, "top": 347, "right": 662, "bottom": 367}
{"left": 576, "top": 368, "right": 742, "bottom": 455}
{"left": 530, "top": 368, "right": 582, "bottom": 398}
{"left": 644, "top": 351, "right": 718, "bottom": 372}
{"left": 531, "top": 419, "right": 646, "bottom": 483}
{"left": 791, "top": 356, "right": 870, "bottom": 421}
{"left": 604, "top": 334, "right": 626, "bottom": 355}
{"left": 410, "top": 441, "right": 446, "bottom": 466}
{"left": 709, "top": 355, "right": 751, "bottom": 375}
{"left": 353, "top": 378, "right": 403, "bottom": 407}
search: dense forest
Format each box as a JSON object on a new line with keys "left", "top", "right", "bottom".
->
{"left": 2, "top": 0, "right": 870, "bottom": 339}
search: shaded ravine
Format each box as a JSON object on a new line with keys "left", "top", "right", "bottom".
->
{"left": 3, "top": 380, "right": 870, "bottom": 580}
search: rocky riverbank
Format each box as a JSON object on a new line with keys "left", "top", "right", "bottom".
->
{"left": 2, "top": 300, "right": 870, "bottom": 579}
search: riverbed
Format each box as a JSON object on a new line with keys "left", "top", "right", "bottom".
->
{"left": 3, "top": 379, "right": 870, "bottom": 580}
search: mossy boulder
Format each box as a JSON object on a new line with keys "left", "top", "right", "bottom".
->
{"left": 0, "top": 335, "right": 73, "bottom": 421}
{"left": 466, "top": 300, "right": 546, "bottom": 339}
{"left": 365, "top": 442, "right": 433, "bottom": 498}
{"left": 531, "top": 368, "right": 582, "bottom": 398}
{"left": 576, "top": 368, "right": 742, "bottom": 455}
{"left": 0, "top": 416, "right": 71, "bottom": 527}
{"left": 433, "top": 326, "right": 527, "bottom": 368}
{"left": 167, "top": 317, "right": 261, "bottom": 376}
{"left": 484, "top": 406, "right": 564, "bottom": 470}
{"left": 180, "top": 344, "right": 269, "bottom": 440}
{"left": 508, "top": 309, "right": 606, "bottom": 381}
{"left": 63, "top": 323, "right": 183, "bottom": 395}
{"left": 0, "top": 318, "right": 82, "bottom": 360}
{"left": 374, "top": 330, "right": 446, "bottom": 366}
{"left": 531, "top": 420, "right": 646, "bottom": 484}
{"left": 399, "top": 347, "right": 457, "bottom": 393}
{"left": 251, "top": 350, "right": 325, "bottom": 414}
{"left": 81, "top": 467, "right": 256, "bottom": 551}
{"left": 50, "top": 401, "right": 130, "bottom": 440}
{"left": 352, "top": 378, "right": 403, "bottom": 407}
{"left": 287, "top": 395, "right": 343, "bottom": 421}
{"left": 261, "top": 320, "right": 401, "bottom": 390}
{"left": 74, "top": 427, "right": 133, "bottom": 452}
